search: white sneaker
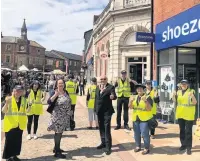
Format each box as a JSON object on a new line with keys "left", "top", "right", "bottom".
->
{"left": 33, "top": 134, "right": 38, "bottom": 140}
{"left": 27, "top": 134, "right": 32, "bottom": 140}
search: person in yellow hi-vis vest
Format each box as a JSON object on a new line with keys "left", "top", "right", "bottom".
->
{"left": 173, "top": 79, "right": 197, "bottom": 155}
{"left": 2, "top": 85, "right": 30, "bottom": 161}
{"left": 66, "top": 74, "right": 79, "bottom": 131}
{"left": 129, "top": 84, "right": 153, "bottom": 155}
{"left": 86, "top": 77, "right": 98, "bottom": 129}
{"left": 26, "top": 80, "right": 46, "bottom": 140}
{"left": 145, "top": 80, "right": 160, "bottom": 139}
{"left": 114, "top": 70, "right": 137, "bottom": 131}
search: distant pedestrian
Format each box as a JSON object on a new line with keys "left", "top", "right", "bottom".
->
{"left": 47, "top": 79, "right": 71, "bottom": 158}
{"left": 95, "top": 75, "right": 117, "bottom": 155}
{"left": 79, "top": 76, "right": 86, "bottom": 96}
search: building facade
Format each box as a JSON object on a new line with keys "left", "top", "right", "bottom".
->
{"left": 153, "top": 1, "right": 200, "bottom": 121}
{"left": 45, "top": 51, "right": 65, "bottom": 72}
{"left": 51, "top": 50, "right": 82, "bottom": 76}
{"left": 1, "top": 19, "right": 45, "bottom": 70}
{"left": 92, "top": 0, "right": 151, "bottom": 83}
{"left": 83, "top": 29, "right": 94, "bottom": 83}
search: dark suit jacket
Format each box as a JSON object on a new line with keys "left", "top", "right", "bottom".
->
{"left": 94, "top": 83, "right": 117, "bottom": 116}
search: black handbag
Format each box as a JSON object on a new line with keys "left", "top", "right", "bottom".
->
{"left": 47, "top": 97, "right": 58, "bottom": 114}
{"left": 148, "top": 118, "right": 158, "bottom": 130}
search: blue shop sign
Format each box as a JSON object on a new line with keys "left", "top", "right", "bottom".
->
{"left": 136, "top": 32, "right": 155, "bottom": 42}
{"left": 155, "top": 4, "right": 200, "bottom": 50}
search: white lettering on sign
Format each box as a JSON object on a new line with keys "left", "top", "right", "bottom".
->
{"left": 162, "top": 18, "right": 200, "bottom": 42}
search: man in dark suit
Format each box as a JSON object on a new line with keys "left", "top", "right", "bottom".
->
{"left": 94, "top": 75, "right": 117, "bottom": 155}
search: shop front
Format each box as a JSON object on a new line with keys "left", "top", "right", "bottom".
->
{"left": 155, "top": 4, "right": 200, "bottom": 122}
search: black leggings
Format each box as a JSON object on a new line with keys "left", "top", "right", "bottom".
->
{"left": 27, "top": 115, "right": 40, "bottom": 134}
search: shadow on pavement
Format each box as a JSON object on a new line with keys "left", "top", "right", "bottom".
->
{"left": 27, "top": 146, "right": 104, "bottom": 160}
{"left": 40, "top": 134, "right": 78, "bottom": 139}
{"left": 153, "top": 133, "right": 179, "bottom": 139}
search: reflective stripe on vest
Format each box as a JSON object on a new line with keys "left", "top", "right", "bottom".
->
{"left": 146, "top": 89, "right": 157, "bottom": 115}
{"left": 116, "top": 79, "right": 131, "bottom": 98}
{"left": 176, "top": 88, "right": 196, "bottom": 121}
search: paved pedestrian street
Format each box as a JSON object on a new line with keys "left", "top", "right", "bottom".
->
{"left": 1, "top": 96, "right": 200, "bottom": 161}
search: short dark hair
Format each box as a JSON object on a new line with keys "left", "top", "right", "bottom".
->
{"left": 54, "top": 79, "right": 66, "bottom": 90}
{"left": 30, "top": 81, "right": 41, "bottom": 90}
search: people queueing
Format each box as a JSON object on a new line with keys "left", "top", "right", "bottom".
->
{"left": 114, "top": 70, "right": 137, "bottom": 130}
{"left": 129, "top": 84, "right": 153, "bottom": 155}
{"left": 86, "top": 77, "right": 99, "bottom": 129}
{"left": 173, "top": 79, "right": 197, "bottom": 155}
{"left": 2, "top": 85, "right": 30, "bottom": 161}
{"left": 66, "top": 74, "right": 79, "bottom": 131}
{"left": 145, "top": 80, "right": 159, "bottom": 139}
{"left": 47, "top": 79, "right": 72, "bottom": 159}
{"left": 26, "top": 80, "right": 46, "bottom": 140}
{"left": 95, "top": 75, "right": 117, "bottom": 155}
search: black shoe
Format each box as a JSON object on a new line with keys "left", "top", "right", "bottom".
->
{"left": 114, "top": 126, "right": 121, "bottom": 130}
{"left": 54, "top": 152, "right": 66, "bottom": 158}
{"left": 142, "top": 149, "right": 150, "bottom": 155}
{"left": 96, "top": 126, "right": 99, "bottom": 130}
{"left": 53, "top": 148, "right": 64, "bottom": 153}
{"left": 87, "top": 127, "right": 92, "bottom": 130}
{"left": 104, "top": 149, "right": 112, "bottom": 155}
{"left": 97, "top": 143, "right": 106, "bottom": 149}
{"left": 134, "top": 148, "right": 141, "bottom": 152}
{"left": 124, "top": 125, "right": 131, "bottom": 131}
{"left": 70, "top": 128, "right": 74, "bottom": 131}
{"left": 13, "top": 156, "right": 21, "bottom": 161}
{"left": 6, "top": 158, "right": 14, "bottom": 161}
{"left": 179, "top": 146, "right": 186, "bottom": 151}
{"left": 187, "top": 149, "right": 192, "bottom": 155}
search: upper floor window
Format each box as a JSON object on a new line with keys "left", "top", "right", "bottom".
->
{"left": 6, "top": 44, "right": 11, "bottom": 51}
{"left": 46, "top": 59, "right": 53, "bottom": 65}
{"left": 70, "top": 60, "right": 72, "bottom": 66}
{"left": 29, "top": 57, "right": 33, "bottom": 64}
{"left": 74, "top": 61, "right": 77, "bottom": 66}
{"left": 59, "top": 61, "right": 63, "bottom": 66}
{"left": 5, "top": 55, "right": 11, "bottom": 63}
{"left": 38, "top": 49, "right": 40, "bottom": 53}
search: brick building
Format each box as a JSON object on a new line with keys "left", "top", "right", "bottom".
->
{"left": 45, "top": 51, "right": 65, "bottom": 72}
{"left": 153, "top": 1, "right": 200, "bottom": 121}
{"left": 1, "top": 19, "right": 45, "bottom": 70}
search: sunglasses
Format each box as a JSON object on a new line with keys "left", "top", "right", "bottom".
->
{"left": 100, "top": 78, "right": 106, "bottom": 80}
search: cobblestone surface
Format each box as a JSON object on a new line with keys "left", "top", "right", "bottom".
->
{"left": 1, "top": 96, "right": 200, "bottom": 161}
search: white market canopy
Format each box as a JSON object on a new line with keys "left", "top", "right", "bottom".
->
{"left": 52, "top": 69, "right": 66, "bottom": 75}
{"left": 18, "top": 65, "right": 29, "bottom": 71}
{"left": 1, "top": 67, "right": 12, "bottom": 71}
{"left": 31, "top": 68, "right": 39, "bottom": 71}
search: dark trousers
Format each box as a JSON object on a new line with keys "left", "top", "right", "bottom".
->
{"left": 3, "top": 127, "right": 23, "bottom": 159}
{"left": 70, "top": 105, "right": 76, "bottom": 129}
{"left": 117, "top": 97, "right": 129, "bottom": 126}
{"left": 27, "top": 115, "right": 40, "bottom": 134}
{"left": 178, "top": 119, "right": 193, "bottom": 149}
{"left": 80, "top": 85, "right": 85, "bottom": 96}
{"left": 150, "top": 114, "right": 156, "bottom": 135}
{"left": 98, "top": 114, "right": 112, "bottom": 150}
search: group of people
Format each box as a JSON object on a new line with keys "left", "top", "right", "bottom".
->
{"left": 1, "top": 70, "right": 198, "bottom": 161}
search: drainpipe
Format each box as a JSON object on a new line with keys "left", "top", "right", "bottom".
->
{"left": 150, "top": 0, "right": 154, "bottom": 80}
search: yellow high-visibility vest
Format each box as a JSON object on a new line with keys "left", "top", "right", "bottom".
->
{"left": 27, "top": 89, "right": 43, "bottom": 115}
{"left": 3, "top": 96, "right": 27, "bottom": 132}
{"left": 132, "top": 95, "right": 153, "bottom": 122}
{"left": 88, "top": 85, "right": 97, "bottom": 109}
{"left": 176, "top": 88, "right": 196, "bottom": 121}
{"left": 116, "top": 79, "right": 131, "bottom": 98}
{"left": 66, "top": 81, "right": 77, "bottom": 105}
{"left": 146, "top": 89, "right": 157, "bottom": 115}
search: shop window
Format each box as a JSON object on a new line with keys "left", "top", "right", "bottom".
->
{"left": 128, "top": 57, "right": 143, "bottom": 62}
{"left": 158, "top": 48, "right": 176, "bottom": 65}
{"left": 178, "top": 48, "right": 196, "bottom": 64}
